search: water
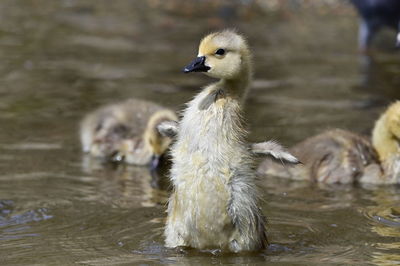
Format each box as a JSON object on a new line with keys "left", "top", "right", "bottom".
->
{"left": 0, "top": 0, "right": 399, "bottom": 264}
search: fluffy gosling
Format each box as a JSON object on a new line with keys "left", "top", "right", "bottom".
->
{"left": 80, "top": 98, "right": 177, "bottom": 168}
{"left": 165, "top": 30, "right": 271, "bottom": 252}
{"left": 258, "top": 101, "right": 400, "bottom": 184}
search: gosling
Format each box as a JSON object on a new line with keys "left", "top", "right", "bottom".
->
{"left": 165, "top": 30, "right": 275, "bottom": 253}
{"left": 258, "top": 101, "right": 400, "bottom": 185}
{"left": 80, "top": 98, "right": 177, "bottom": 169}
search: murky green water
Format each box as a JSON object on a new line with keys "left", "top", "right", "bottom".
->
{"left": 0, "top": 0, "right": 399, "bottom": 265}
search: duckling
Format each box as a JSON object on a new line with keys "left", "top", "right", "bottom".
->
{"left": 80, "top": 98, "right": 177, "bottom": 169}
{"left": 350, "top": 0, "right": 400, "bottom": 51}
{"left": 258, "top": 101, "right": 400, "bottom": 185}
{"left": 164, "top": 30, "right": 276, "bottom": 253}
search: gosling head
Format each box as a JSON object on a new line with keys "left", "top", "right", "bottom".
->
{"left": 373, "top": 101, "right": 400, "bottom": 162}
{"left": 183, "top": 30, "right": 251, "bottom": 80}
{"left": 119, "top": 109, "right": 177, "bottom": 169}
{"left": 145, "top": 109, "right": 178, "bottom": 158}
{"left": 375, "top": 101, "right": 400, "bottom": 182}
{"left": 386, "top": 101, "right": 400, "bottom": 143}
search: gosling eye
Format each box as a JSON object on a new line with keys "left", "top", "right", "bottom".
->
{"left": 215, "top": 48, "right": 225, "bottom": 56}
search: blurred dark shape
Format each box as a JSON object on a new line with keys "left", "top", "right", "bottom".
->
{"left": 350, "top": 0, "right": 400, "bottom": 51}
{"left": 357, "top": 54, "right": 400, "bottom": 102}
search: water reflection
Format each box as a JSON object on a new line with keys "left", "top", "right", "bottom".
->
{"left": 359, "top": 187, "right": 400, "bottom": 265}
{"left": 357, "top": 54, "right": 400, "bottom": 104}
{"left": 0, "top": 0, "right": 399, "bottom": 264}
{"left": 81, "top": 156, "right": 170, "bottom": 208}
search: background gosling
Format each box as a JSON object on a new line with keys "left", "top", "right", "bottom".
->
{"left": 165, "top": 30, "right": 269, "bottom": 252}
{"left": 258, "top": 101, "right": 400, "bottom": 185}
{"left": 80, "top": 98, "right": 177, "bottom": 169}
{"left": 370, "top": 101, "right": 400, "bottom": 183}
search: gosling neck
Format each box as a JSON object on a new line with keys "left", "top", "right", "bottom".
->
{"left": 218, "top": 60, "right": 252, "bottom": 101}
{"left": 372, "top": 113, "right": 400, "bottom": 162}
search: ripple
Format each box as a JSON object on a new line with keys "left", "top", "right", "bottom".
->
{"left": 0, "top": 199, "right": 13, "bottom": 216}
{"left": 0, "top": 206, "right": 53, "bottom": 241}
{"left": 0, "top": 207, "right": 53, "bottom": 228}
{"left": 363, "top": 206, "right": 400, "bottom": 228}
{"left": 0, "top": 142, "right": 62, "bottom": 150}
{"left": 68, "top": 35, "right": 135, "bottom": 52}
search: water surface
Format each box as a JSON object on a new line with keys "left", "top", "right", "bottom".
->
{"left": 0, "top": 0, "right": 399, "bottom": 265}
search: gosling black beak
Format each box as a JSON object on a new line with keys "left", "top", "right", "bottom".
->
{"left": 183, "top": 56, "right": 210, "bottom": 73}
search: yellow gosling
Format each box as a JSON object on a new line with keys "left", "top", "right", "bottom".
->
{"left": 164, "top": 30, "right": 268, "bottom": 252}
{"left": 370, "top": 101, "right": 400, "bottom": 183}
{"left": 80, "top": 98, "right": 177, "bottom": 168}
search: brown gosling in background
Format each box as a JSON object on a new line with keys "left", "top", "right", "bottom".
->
{"left": 80, "top": 98, "right": 177, "bottom": 168}
{"left": 258, "top": 101, "right": 400, "bottom": 184}
{"left": 164, "top": 30, "right": 298, "bottom": 252}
